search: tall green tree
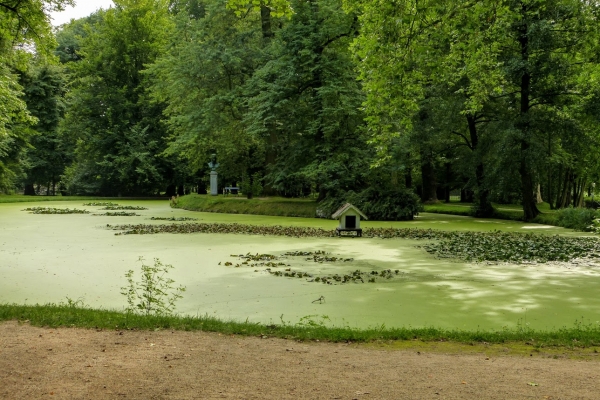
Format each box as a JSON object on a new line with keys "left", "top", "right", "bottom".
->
{"left": 348, "top": 0, "right": 600, "bottom": 220}
{"left": 147, "top": 0, "right": 266, "bottom": 193}
{"left": 61, "top": 0, "right": 174, "bottom": 195}
{"left": 0, "top": 0, "right": 72, "bottom": 192}
{"left": 244, "top": 0, "right": 367, "bottom": 200}
{"left": 20, "top": 63, "right": 68, "bottom": 195}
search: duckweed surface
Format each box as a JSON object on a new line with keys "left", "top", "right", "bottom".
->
{"left": 1, "top": 200, "right": 600, "bottom": 330}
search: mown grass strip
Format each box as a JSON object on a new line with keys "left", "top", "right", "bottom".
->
{"left": 1, "top": 304, "right": 599, "bottom": 348}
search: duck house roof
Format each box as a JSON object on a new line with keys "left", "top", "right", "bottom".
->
{"left": 331, "top": 203, "right": 368, "bottom": 220}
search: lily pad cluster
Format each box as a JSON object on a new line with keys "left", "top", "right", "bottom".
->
{"left": 94, "top": 212, "right": 140, "bottom": 217}
{"left": 101, "top": 205, "right": 148, "bottom": 211}
{"left": 223, "top": 253, "right": 288, "bottom": 268}
{"left": 222, "top": 251, "right": 403, "bottom": 285}
{"left": 149, "top": 217, "right": 198, "bottom": 221}
{"left": 107, "top": 223, "right": 336, "bottom": 237}
{"left": 268, "top": 268, "right": 403, "bottom": 285}
{"left": 105, "top": 222, "right": 600, "bottom": 263}
{"left": 82, "top": 202, "right": 117, "bottom": 206}
{"left": 422, "top": 231, "right": 600, "bottom": 263}
{"left": 22, "top": 207, "right": 90, "bottom": 214}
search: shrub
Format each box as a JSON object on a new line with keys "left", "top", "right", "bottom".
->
{"left": 121, "top": 257, "right": 186, "bottom": 316}
{"left": 318, "top": 187, "right": 423, "bottom": 221}
{"left": 554, "top": 207, "right": 598, "bottom": 231}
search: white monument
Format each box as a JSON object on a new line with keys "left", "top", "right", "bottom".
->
{"left": 208, "top": 154, "right": 219, "bottom": 196}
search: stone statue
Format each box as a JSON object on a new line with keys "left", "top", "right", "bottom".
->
{"left": 208, "top": 153, "right": 219, "bottom": 195}
{"left": 208, "top": 153, "right": 219, "bottom": 171}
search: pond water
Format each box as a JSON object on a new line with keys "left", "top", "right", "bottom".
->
{"left": 1, "top": 200, "right": 599, "bottom": 330}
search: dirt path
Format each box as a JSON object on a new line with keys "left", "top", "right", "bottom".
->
{"left": 1, "top": 321, "right": 598, "bottom": 399}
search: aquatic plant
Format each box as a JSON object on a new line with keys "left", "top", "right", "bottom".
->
{"left": 422, "top": 231, "right": 600, "bottom": 263}
{"left": 149, "top": 217, "right": 198, "bottom": 221}
{"left": 83, "top": 202, "right": 118, "bottom": 206}
{"left": 95, "top": 212, "right": 140, "bottom": 216}
{"left": 106, "top": 223, "right": 600, "bottom": 263}
{"left": 22, "top": 207, "right": 90, "bottom": 214}
{"left": 221, "top": 251, "right": 404, "bottom": 285}
{"left": 101, "top": 205, "right": 148, "bottom": 211}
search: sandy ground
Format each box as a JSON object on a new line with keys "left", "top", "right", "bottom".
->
{"left": 1, "top": 321, "right": 599, "bottom": 400}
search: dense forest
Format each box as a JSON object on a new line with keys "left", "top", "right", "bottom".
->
{"left": 2, "top": 0, "right": 600, "bottom": 221}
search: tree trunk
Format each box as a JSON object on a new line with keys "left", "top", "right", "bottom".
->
{"left": 517, "top": 10, "right": 539, "bottom": 220}
{"left": 260, "top": 4, "right": 274, "bottom": 40}
{"left": 466, "top": 114, "right": 493, "bottom": 217}
{"left": 420, "top": 150, "right": 437, "bottom": 203}
{"left": 536, "top": 184, "right": 543, "bottom": 204}
{"left": 24, "top": 184, "right": 36, "bottom": 196}
{"left": 405, "top": 154, "right": 412, "bottom": 189}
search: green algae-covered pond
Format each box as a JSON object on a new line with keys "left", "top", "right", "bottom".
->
{"left": 1, "top": 200, "right": 599, "bottom": 330}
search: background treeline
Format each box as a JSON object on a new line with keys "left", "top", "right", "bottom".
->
{"left": 2, "top": 0, "right": 600, "bottom": 221}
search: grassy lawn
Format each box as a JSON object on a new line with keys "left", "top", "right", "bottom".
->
{"left": 423, "top": 201, "right": 558, "bottom": 223}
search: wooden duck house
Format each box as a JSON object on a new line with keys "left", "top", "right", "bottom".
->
{"left": 331, "top": 203, "right": 367, "bottom": 237}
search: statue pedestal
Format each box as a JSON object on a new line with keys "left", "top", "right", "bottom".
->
{"left": 210, "top": 171, "right": 218, "bottom": 196}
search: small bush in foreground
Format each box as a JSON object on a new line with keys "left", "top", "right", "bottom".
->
{"left": 121, "top": 257, "right": 186, "bottom": 316}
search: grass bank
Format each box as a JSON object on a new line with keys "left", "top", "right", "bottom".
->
{"left": 1, "top": 304, "right": 599, "bottom": 350}
{"left": 175, "top": 194, "right": 562, "bottom": 225}
{"left": 174, "top": 194, "right": 317, "bottom": 218}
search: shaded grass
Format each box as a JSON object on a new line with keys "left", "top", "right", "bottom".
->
{"left": 1, "top": 304, "right": 599, "bottom": 349}
{"left": 174, "top": 194, "right": 317, "bottom": 218}
{"left": 423, "top": 202, "right": 559, "bottom": 225}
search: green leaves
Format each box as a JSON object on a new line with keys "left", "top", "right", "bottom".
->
{"left": 226, "top": 0, "right": 293, "bottom": 18}
{"left": 22, "top": 207, "right": 90, "bottom": 214}
{"left": 423, "top": 231, "right": 600, "bottom": 263}
{"left": 121, "top": 257, "right": 186, "bottom": 316}
{"left": 107, "top": 221, "right": 600, "bottom": 264}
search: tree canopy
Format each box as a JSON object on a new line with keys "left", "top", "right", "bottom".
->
{"left": 3, "top": 0, "right": 600, "bottom": 222}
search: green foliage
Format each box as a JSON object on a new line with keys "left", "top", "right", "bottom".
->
{"left": 174, "top": 193, "right": 318, "bottom": 217}
{"left": 22, "top": 206, "right": 89, "bottom": 214}
{"left": 147, "top": 0, "right": 264, "bottom": 184}
{"left": 107, "top": 221, "right": 600, "bottom": 263}
{"left": 100, "top": 205, "right": 148, "bottom": 210}
{"left": 61, "top": 0, "right": 174, "bottom": 196}
{"left": 121, "top": 257, "right": 186, "bottom": 316}
{"left": 0, "top": 0, "right": 74, "bottom": 193}
{"left": 319, "top": 187, "right": 422, "bottom": 221}
{"left": 424, "top": 231, "right": 600, "bottom": 263}
{"left": 20, "top": 63, "right": 70, "bottom": 194}
{"left": 347, "top": 0, "right": 600, "bottom": 221}
{"left": 225, "top": 0, "right": 293, "bottom": 18}
{"left": 244, "top": 0, "right": 368, "bottom": 196}
{"left": 95, "top": 211, "right": 140, "bottom": 216}
{"left": 249, "top": 172, "right": 263, "bottom": 197}
{"left": 554, "top": 207, "right": 599, "bottom": 232}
